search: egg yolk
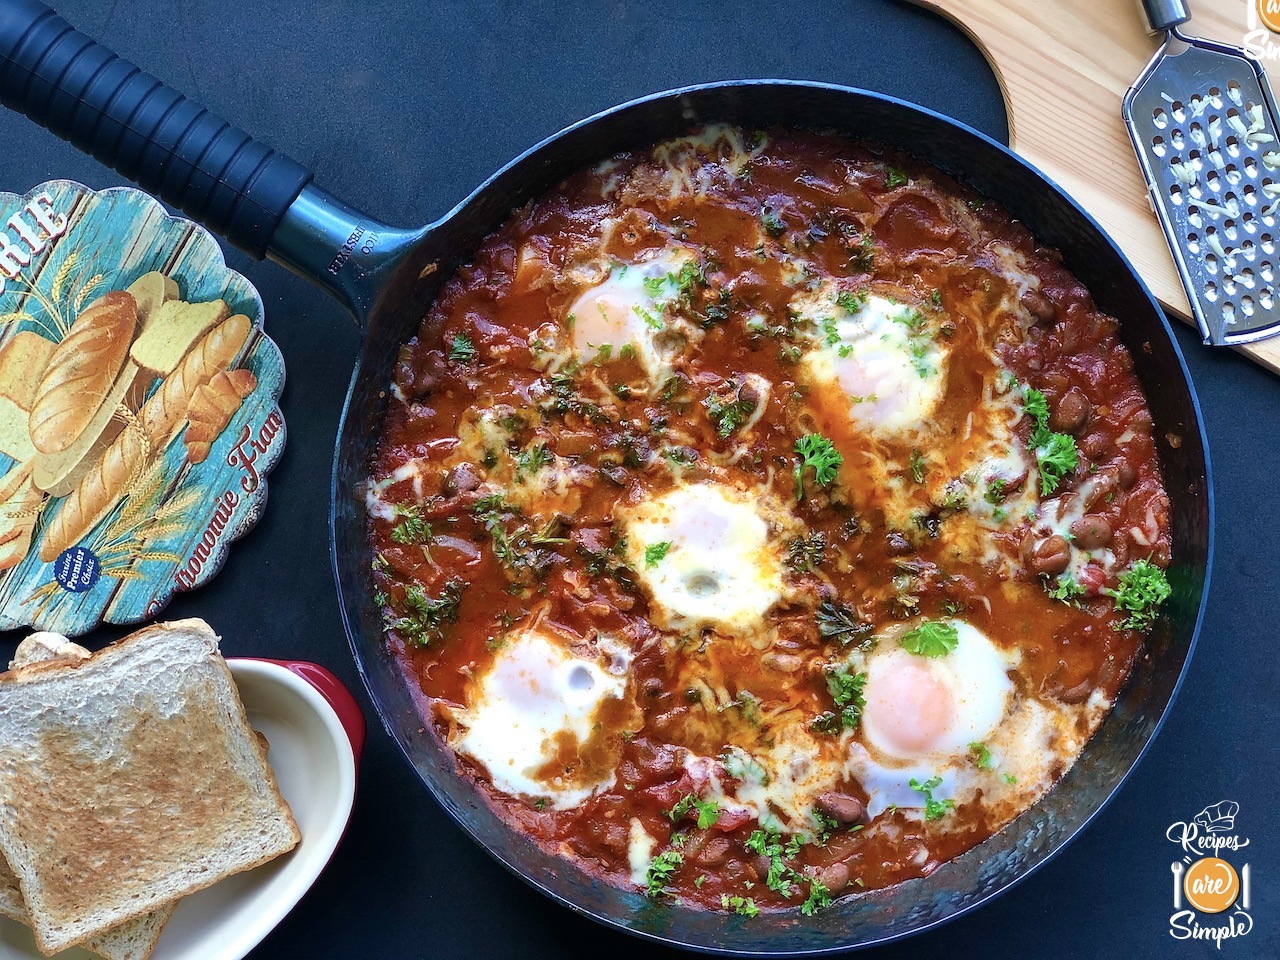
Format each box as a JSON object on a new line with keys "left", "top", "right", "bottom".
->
{"left": 863, "top": 657, "right": 956, "bottom": 756}
{"left": 570, "top": 293, "right": 637, "bottom": 352}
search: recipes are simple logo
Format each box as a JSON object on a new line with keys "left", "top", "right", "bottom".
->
{"left": 1248, "top": 1, "right": 1280, "bottom": 57}
{"left": 1166, "top": 801, "right": 1254, "bottom": 948}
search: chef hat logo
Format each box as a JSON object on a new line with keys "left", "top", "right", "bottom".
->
{"left": 1193, "top": 800, "right": 1240, "bottom": 834}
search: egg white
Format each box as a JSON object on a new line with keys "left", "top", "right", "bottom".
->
{"left": 565, "top": 248, "right": 694, "bottom": 379}
{"left": 794, "top": 287, "right": 949, "bottom": 436}
{"left": 617, "top": 481, "right": 793, "bottom": 636}
{"left": 450, "top": 627, "right": 628, "bottom": 809}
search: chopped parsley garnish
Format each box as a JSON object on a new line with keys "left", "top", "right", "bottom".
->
{"left": 849, "top": 232, "right": 875, "bottom": 271}
{"left": 968, "top": 742, "right": 996, "bottom": 769}
{"left": 1023, "top": 387, "right": 1051, "bottom": 430}
{"left": 909, "top": 448, "right": 928, "bottom": 484}
{"left": 704, "top": 390, "right": 757, "bottom": 439}
{"left": 1103, "top": 558, "right": 1171, "bottom": 630}
{"left": 1003, "top": 773, "right": 1018, "bottom": 784}
{"left": 390, "top": 503, "right": 432, "bottom": 545}
{"left": 472, "top": 494, "right": 566, "bottom": 590}
{"left": 642, "top": 275, "right": 668, "bottom": 297}
{"left": 1023, "top": 387, "right": 1078, "bottom": 494}
{"left": 645, "top": 850, "right": 683, "bottom": 897}
{"left": 794, "top": 433, "right": 843, "bottom": 502}
{"left": 801, "top": 878, "right": 833, "bottom": 916}
{"left": 447, "top": 332, "right": 476, "bottom": 363}
{"left": 885, "top": 166, "right": 910, "bottom": 188}
{"left": 787, "top": 532, "right": 827, "bottom": 573}
{"left": 1045, "top": 574, "right": 1084, "bottom": 604}
{"left": 1035, "top": 432, "right": 1079, "bottom": 495}
{"left": 669, "top": 793, "right": 720, "bottom": 830}
{"left": 813, "top": 667, "right": 867, "bottom": 734}
{"left": 815, "top": 600, "right": 875, "bottom": 647}
{"left": 899, "top": 619, "right": 959, "bottom": 658}
{"left": 394, "top": 577, "right": 465, "bottom": 647}
{"left": 760, "top": 204, "right": 787, "bottom": 237}
{"left": 745, "top": 830, "right": 833, "bottom": 912}
{"left": 984, "top": 478, "right": 1007, "bottom": 504}
{"left": 721, "top": 894, "right": 760, "bottom": 918}
{"left": 645, "top": 541, "right": 673, "bottom": 568}
{"left": 516, "top": 443, "right": 554, "bottom": 477}
{"left": 835, "top": 290, "right": 866, "bottom": 313}
{"left": 909, "top": 775, "right": 956, "bottom": 821}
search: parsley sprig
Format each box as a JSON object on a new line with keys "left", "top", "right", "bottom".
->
{"left": 645, "top": 850, "right": 684, "bottom": 897}
{"left": 909, "top": 775, "right": 956, "bottom": 821}
{"left": 794, "top": 434, "right": 843, "bottom": 502}
{"left": 1104, "top": 558, "right": 1171, "bottom": 630}
{"left": 668, "top": 793, "right": 721, "bottom": 830}
{"left": 1023, "top": 387, "right": 1079, "bottom": 495}
{"left": 813, "top": 667, "right": 867, "bottom": 735}
{"left": 393, "top": 577, "right": 465, "bottom": 647}
{"left": 899, "top": 619, "right": 958, "bottom": 657}
{"left": 644, "top": 541, "right": 672, "bottom": 568}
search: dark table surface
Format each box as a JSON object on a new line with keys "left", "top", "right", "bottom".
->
{"left": 1, "top": 1, "right": 1277, "bottom": 957}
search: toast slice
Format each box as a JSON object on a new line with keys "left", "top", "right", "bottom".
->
{"left": 0, "top": 618, "right": 300, "bottom": 955}
{"left": 0, "top": 633, "right": 174, "bottom": 960}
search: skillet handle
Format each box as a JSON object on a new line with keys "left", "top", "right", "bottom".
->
{"left": 0, "top": 0, "right": 311, "bottom": 260}
{"left": 0, "top": 0, "right": 423, "bottom": 318}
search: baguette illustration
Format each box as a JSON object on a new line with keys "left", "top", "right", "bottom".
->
{"left": 38, "top": 314, "right": 252, "bottom": 563}
{"left": 28, "top": 292, "right": 138, "bottom": 456}
{"left": 184, "top": 369, "right": 258, "bottom": 464}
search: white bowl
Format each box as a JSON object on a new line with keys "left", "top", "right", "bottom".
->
{"left": 0, "top": 658, "right": 364, "bottom": 960}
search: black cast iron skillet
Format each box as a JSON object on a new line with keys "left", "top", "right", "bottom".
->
{"left": 0, "top": 1, "right": 1213, "bottom": 953}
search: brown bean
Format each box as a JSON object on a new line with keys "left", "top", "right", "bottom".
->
{"left": 1021, "top": 289, "right": 1057, "bottom": 323}
{"left": 812, "top": 861, "right": 850, "bottom": 892}
{"left": 815, "top": 792, "right": 868, "bottom": 826}
{"left": 886, "top": 531, "right": 915, "bottom": 556}
{"left": 1050, "top": 388, "right": 1091, "bottom": 434}
{"left": 1079, "top": 431, "right": 1108, "bottom": 460}
{"left": 1028, "top": 535, "right": 1071, "bottom": 576}
{"left": 443, "top": 462, "right": 482, "bottom": 496}
{"left": 1117, "top": 460, "right": 1137, "bottom": 489}
{"left": 693, "top": 837, "right": 732, "bottom": 867}
{"left": 1069, "top": 514, "right": 1112, "bottom": 550}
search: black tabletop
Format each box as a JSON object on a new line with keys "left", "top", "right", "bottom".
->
{"left": 1, "top": 1, "right": 1277, "bottom": 957}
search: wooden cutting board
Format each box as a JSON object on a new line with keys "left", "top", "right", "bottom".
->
{"left": 911, "top": 0, "right": 1280, "bottom": 374}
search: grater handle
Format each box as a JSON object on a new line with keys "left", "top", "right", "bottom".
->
{"left": 1140, "top": 0, "right": 1190, "bottom": 32}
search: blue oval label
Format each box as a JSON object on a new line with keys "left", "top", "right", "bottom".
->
{"left": 53, "top": 547, "right": 100, "bottom": 593}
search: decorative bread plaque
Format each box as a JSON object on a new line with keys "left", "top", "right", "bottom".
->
{"left": 0, "top": 181, "right": 285, "bottom": 636}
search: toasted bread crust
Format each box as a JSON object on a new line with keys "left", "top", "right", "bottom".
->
{"left": 0, "top": 618, "right": 300, "bottom": 954}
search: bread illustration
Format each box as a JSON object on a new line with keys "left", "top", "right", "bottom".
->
{"left": 125, "top": 272, "right": 178, "bottom": 327}
{"left": 131, "top": 298, "right": 229, "bottom": 378}
{"left": 0, "top": 465, "right": 42, "bottom": 573}
{"left": 0, "top": 332, "right": 56, "bottom": 464}
{"left": 31, "top": 361, "right": 138, "bottom": 498}
{"left": 39, "top": 314, "right": 253, "bottom": 562}
{"left": 28, "top": 292, "right": 138, "bottom": 456}
{"left": 185, "top": 369, "right": 257, "bottom": 464}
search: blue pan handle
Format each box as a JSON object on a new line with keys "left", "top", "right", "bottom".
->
{"left": 0, "top": 0, "right": 417, "bottom": 319}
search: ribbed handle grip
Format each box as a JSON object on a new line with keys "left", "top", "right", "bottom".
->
{"left": 0, "top": 0, "right": 313, "bottom": 259}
